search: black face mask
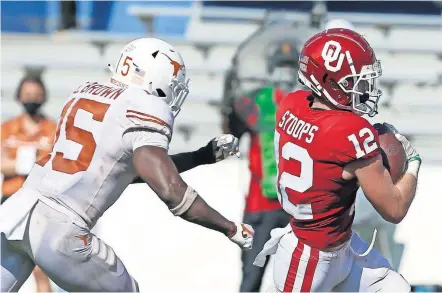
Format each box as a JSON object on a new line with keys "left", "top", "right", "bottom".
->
{"left": 22, "top": 102, "right": 42, "bottom": 116}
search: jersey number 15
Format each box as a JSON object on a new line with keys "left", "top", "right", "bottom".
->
{"left": 36, "top": 98, "right": 110, "bottom": 174}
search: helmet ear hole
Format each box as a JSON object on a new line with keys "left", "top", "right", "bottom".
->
{"left": 156, "top": 88, "right": 166, "bottom": 97}
{"left": 329, "top": 81, "right": 340, "bottom": 90}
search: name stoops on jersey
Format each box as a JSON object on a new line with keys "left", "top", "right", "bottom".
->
{"left": 72, "top": 82, "right": 125, "bottom": 100}
{"left": 278, "top": 110, "right": 319, "bottom": 144}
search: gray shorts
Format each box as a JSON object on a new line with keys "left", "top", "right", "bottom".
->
{"left": 1, "top": 200, "right": 138, "bottom": 292}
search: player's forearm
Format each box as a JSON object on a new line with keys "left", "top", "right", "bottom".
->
{"left": 180, "top": 195, "right": 236, "bottom": 237}
{"left": 165, "top": 183, "right": 236, "bottom": 236}
{"left": 380, "top": 174, "right": 418, "bottom": 224}
{"left": 394, "top": 173, "right": 418, "bottom": 221}
{"left": 1, "top": 156, "right": 18, "bottom": 177}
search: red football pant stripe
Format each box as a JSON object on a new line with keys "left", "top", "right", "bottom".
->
{"left": 283, "top": 242, "right": 320, "bottom": 292}
{"left": 283, "top": 241, "right": 304, "bottom": 292}
{"left": 301, "top": 248, "right": 320, "bottom": 292}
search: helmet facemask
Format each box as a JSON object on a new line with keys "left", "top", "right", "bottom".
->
{"left": 338, "top": 60, "right": 382, "bottom": 117}
{"left": 167, "top": 77, "right": 190, "bottom": 117}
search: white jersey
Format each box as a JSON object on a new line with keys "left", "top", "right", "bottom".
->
{"left": 24, "top": 81, "right": 174, "bottom": 227}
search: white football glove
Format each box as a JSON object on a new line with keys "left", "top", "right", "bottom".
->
{"left": 229, "top": 223, "right": 254, "bottom": 250}
{"left": 383, "top": 123, "right": 422, "bottom": 178}
{"left": 211, "top": 134, "right": 240, "bottom": 162}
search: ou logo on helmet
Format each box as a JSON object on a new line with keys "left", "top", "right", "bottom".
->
{"left": 321, "top": 40, "right": 347, "bottom": 72}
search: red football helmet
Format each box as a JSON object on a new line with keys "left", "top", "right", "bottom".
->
{"left": 298, "top": 28, "right": 382, "bottom": 117}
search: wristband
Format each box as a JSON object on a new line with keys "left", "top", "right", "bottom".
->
{"left": 406, "top": 156, "right": 421, "bottom": 179}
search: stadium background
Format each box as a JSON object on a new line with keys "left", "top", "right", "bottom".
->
{"left": 1, "top": 1, "right": 441, "bottom": 292}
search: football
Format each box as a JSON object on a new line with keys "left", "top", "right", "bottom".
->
{"left": 373, "top": 123, "right": 407, "bottom": 183}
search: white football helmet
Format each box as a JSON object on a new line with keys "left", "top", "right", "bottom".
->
{"left": 108, "top": 38, "right": 190, "bottom": 116}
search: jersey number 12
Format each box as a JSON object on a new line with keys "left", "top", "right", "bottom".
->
{"left": 347, "top": 127, "right": 377, "bottom": 159}
{"left": 275, "top": 131, "right": 314, "bottom": 220}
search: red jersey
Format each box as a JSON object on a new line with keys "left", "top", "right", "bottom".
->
{"left": 275, "top": 90, "right": 380, "bottom": 249}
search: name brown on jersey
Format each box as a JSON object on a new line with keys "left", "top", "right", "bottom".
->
{"left": 73, "top": 82, "right": 125, "bottom": 100}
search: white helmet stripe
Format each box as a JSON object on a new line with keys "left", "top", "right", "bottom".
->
{"left": 322, "top": 88, "right": 340, "bottom": 106}
{"left": 345, "top": 51, "right": 357, "bottom": 75}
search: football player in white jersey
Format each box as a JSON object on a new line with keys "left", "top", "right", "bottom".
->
{"left": 0, "top": 38, "right": 254, "bottom": 292}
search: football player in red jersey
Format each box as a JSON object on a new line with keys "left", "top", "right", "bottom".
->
{"left": 253, "top": 28, "right": 422, "bottom": 292}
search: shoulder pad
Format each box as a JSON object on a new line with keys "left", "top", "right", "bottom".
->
{"left": 123, "top": 88, "right": 174, "bottom": 140}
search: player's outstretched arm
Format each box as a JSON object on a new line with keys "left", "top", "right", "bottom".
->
{"left": 171, "top": 134, "right": 240, "bottom": 173}
{"left": 133, "top": 145, "right": 253, "bottom": 249}
{"left": 131, "top": 134, "right": 239, "bottom": 183}
{"left": 346, "top": 127, "right": 421, "bottom": 224}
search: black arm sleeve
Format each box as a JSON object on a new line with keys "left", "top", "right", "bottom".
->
{"left": 131, "top": 141, "right": 216, "bottom": 184}
{"left": 169, "top": 143, "right": 215, "bottom": 173}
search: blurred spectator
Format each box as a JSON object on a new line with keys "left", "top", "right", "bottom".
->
{"left": 222, "top": 40, "right": 301, "bottom": 292}
{"left": 59, "top": 1, "right": 77, "bottom": 31}
{"left": 1, "top": 75, "right": 56, "bottom": 292}
{"left": 324, "top": 18, "right": 355, "bottom": 30}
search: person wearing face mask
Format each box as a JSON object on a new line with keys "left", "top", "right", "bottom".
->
{"left": 1, "top": 75, "right": 56, "bottom": 292}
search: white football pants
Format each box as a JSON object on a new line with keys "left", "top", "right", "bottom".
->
{"left": 266, "top": 230, "right": 410, "bottom": 292}
{"left": 0, "top": 199, "right": 138, "bottom": 292}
